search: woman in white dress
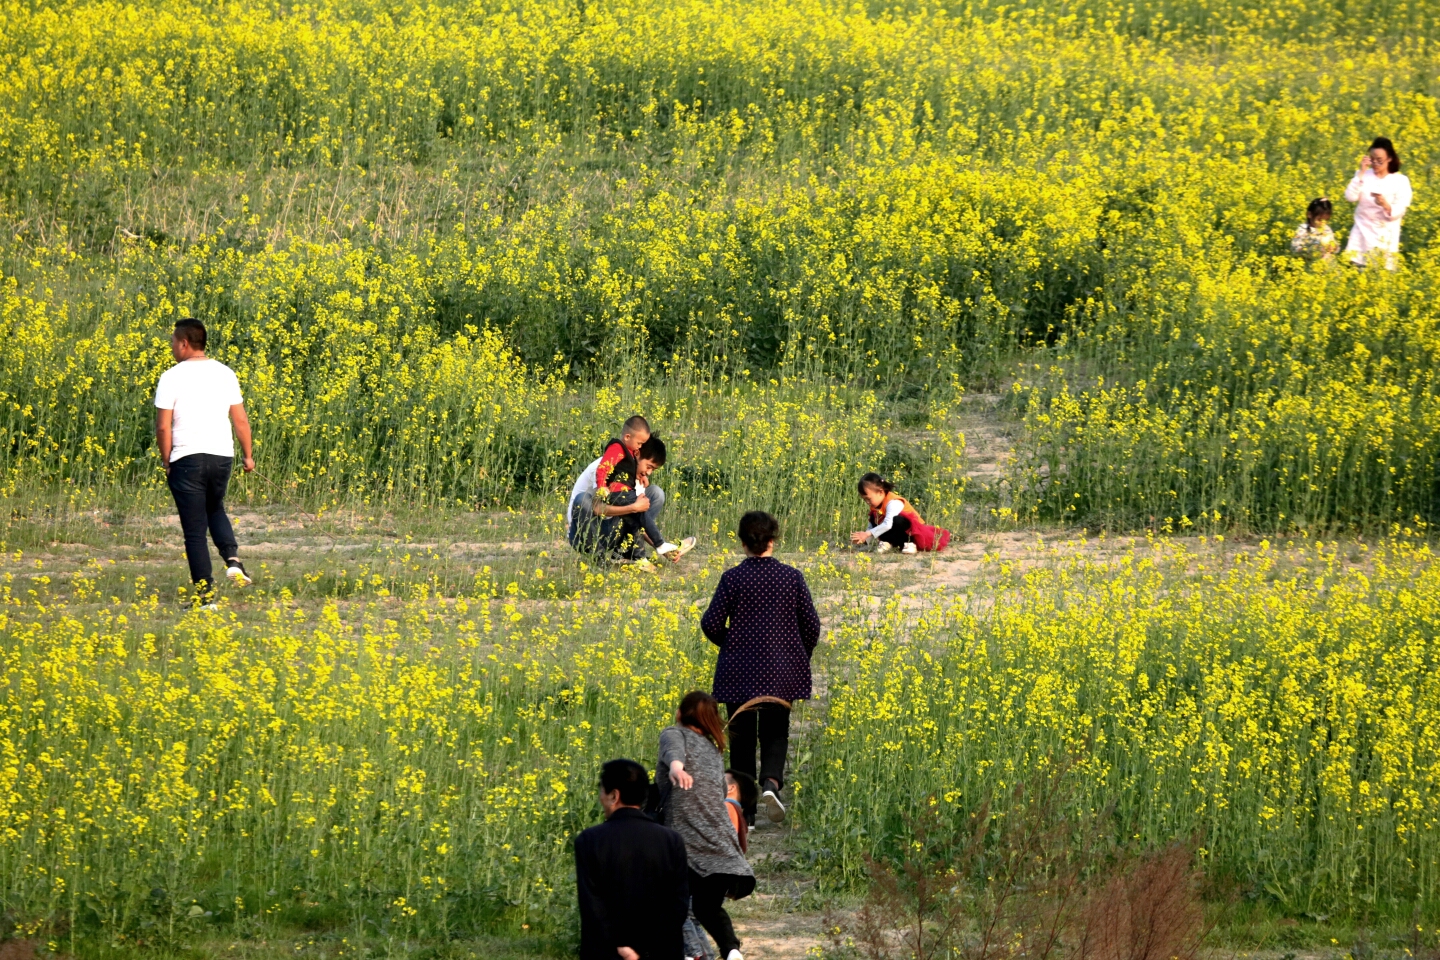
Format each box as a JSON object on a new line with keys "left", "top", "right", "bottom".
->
{"left": 1343, "top": 136, "right": 1412, "bottom": 270}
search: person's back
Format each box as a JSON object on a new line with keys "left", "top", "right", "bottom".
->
{"left": 702, "top": 511, "right": 821, "bottom": 827}
{"left": 704, "top": 556, "right": 820, "bottom": 705}
{"left": 575, "top": 759, "right": 689, "bottom": 960}
{"left": 157, "top": 358, "right": 242, "bottom": 462}
{"left": 154, "top": 318, "right": 255, "bottom": 601}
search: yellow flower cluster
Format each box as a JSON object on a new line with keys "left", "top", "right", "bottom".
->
{"left": 4, "top": 537, "right": 1436, "bottom": 937}
{"left": 0, "top": 553, "right": 725, "bottom": 941}
{"left": 2, "top": 0, "right": 1437, "bottom": 528}
{"left": 806, "top": 537, "right": 1440, "bottom": 915}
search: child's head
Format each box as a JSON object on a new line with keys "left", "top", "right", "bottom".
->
{"left": 725, "top": 769, "right": 758, "bottom": 806}
{"left": 857, "top": 472, "right": 893, "bottom": 508}
{"left": 737, "top": 510, "right": 779, "bottom": 556}
{"left": 621, "top": 414, "right": 651, "bottom": 451}
{"left": 636, "top": 435, "right": 666, "bottom": 477}
{"left": 1307, "top": 197, "right": 1333, "bottom": 227}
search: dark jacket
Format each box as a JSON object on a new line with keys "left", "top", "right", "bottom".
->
{"left": 574, "top": 807, "right": 690, "bottom": 960}
{"left": 702, "top": 556, "right": 821, "bottom": 702}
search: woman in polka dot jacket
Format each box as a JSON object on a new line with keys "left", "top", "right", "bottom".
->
{"left": 701, "top": 510, "right": 821, "bottom": 825}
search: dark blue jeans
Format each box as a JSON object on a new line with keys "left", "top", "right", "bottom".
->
{"left": 167, "top": 453, "right": 238, "bottom": 586}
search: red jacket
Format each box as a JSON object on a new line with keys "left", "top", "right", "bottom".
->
{"left": 869, "top": 492, "right": 951, "bottom": 552}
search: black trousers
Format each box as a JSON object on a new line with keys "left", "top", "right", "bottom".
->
{"left": 167, "top": 453, "right": 238, "bottom": 586}
{"left": 726, "top": 701, "right": 791, "bottom": 802}
{"left": 876, "top": 513, "right": 913, "bottom": 547}
{"left": 689, "top": 869, "right": 741, "bottom": 957}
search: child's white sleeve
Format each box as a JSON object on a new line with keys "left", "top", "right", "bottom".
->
{"left": 867, "top": 499, "right": 905, "bottom": 537}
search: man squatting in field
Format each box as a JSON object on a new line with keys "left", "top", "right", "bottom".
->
{"left": 154, "top": 317, "right": 254, "bottom": 603}
{"left": 567, "top": 415, "right": 693, "bottom": 563}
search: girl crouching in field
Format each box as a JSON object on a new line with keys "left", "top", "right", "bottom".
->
{"left": 849, "top": 472, "right": 951, "bottom": 553}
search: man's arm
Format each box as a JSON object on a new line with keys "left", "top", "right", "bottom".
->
{"left": 592, "top": 496, "right": 650, "bottom": 518}
{"left": 230, "top": 403, "right": 255, "bottom": 473}
{"left": 666, "top": 831, "right": 691, "bottom": 929}
{"left": 156, "top": 408, "right": 174, "bottom": 472}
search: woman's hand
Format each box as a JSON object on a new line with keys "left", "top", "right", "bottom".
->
{"left": 1360, "top": 155, "right": 1373, "bottom": 173}
{"left": 850, "top": 530, "right": 872, "bottom": 545}
{"left": 669, "top": 760, "right": 693, "bottom": 790}
{"left": 1372, "top": 193, "right": 1392, "bottom": 215}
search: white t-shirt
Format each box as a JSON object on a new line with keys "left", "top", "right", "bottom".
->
{"left": 567, "top": 457, "right": 603, "bottom": 537}
{"left": 154, "top": 358, "right": 243, "bottom": 461}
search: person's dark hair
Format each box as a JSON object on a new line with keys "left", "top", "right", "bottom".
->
{"left": 725, "top": 769, "right": 759, "bottom": 808}
{"left": 678, "top": 691, "right": 726, "bottom": 751}
{"left": 737, "top": 510, "right": 779, "bottom": 553}
{"left": 1370, "top": 136, "right": 1401, "bottom": 173}
{"left": 600, "top": 758, "right": 650, "bottom": 806}
{"left": 622, "top": 414, "right": 650, "bottom": 435}
{"left": 173, "top": 317, "right": 207, "bottom": 350}
{"left": 638, "top": 435, "right": 667, "bottom": 467}
{"left": 1306, "top": 197, "right": 1333, "bottom": 222}
{"left": 857, "top": 472, "right": 894, "bottom": 495}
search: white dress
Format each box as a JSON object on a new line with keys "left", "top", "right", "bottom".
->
{"left": 1344, "top": 168, "right": 1412, "bottom": 268}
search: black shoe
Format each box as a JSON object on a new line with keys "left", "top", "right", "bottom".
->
{"left": 189, "top": 580, "right": 219, "bottom": 611}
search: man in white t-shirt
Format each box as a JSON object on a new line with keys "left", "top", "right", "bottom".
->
{"left": 566, "top": 435, "right": 693, "bottom": 563}
{"left": 154, "top": 317, "right": 255, "bottom": 602}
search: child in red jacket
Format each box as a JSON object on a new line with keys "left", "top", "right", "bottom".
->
{"left": 849, "top": 472, "right": 951, "bottom": 553}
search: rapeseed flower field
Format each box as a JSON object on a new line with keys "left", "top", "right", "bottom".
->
{"left": 1, "top": 0, "right": 1437, "bottom": 528}
{"left": 3, "top": 536, "right": 1439, "bottom": 954}
{"left": 2, "top": 0, "right": 1440, "bottom": 952}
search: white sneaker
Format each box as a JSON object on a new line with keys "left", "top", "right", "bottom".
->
{"left": 874, "top": 541, "right": 893, "bottom": 554}
{"left": 761, "top": 789, "right": 786, "bottom": 823}
{"left": 225, "top": 559, "right": 253, "bottom": 586}
{"left": 201, "top": 602, "right": 219, "bottom": 612}
{"left": 902, "top": 542, "right": 918, "bottom": 555}
{"left": 657, "top": 536, "right": 697, "bottom": 561}
{"left": 726, "top": 949, "right": 744, "bottom": 960}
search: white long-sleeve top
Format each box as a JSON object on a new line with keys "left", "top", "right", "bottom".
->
{"left": 1344, "top": 168, "right": 1412, "bottom": 268}
{"left": 866, "top": 498, "right": 906, "bottom": 538}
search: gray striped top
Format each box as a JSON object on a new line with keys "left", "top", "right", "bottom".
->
{"left": 657, "top": 725, "right": 754, "bottom": 879}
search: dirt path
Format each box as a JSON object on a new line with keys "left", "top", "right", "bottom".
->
{"left": 726, "top": 818, "right": 828, "bottom": 959}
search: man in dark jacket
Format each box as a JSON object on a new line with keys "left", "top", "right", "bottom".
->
{"left": 575, "top": 759, "right": 690, "bottom": 960}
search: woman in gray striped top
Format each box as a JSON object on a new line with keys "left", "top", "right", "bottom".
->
{"left": 659, "top": 692, "right": 755, "bottom": 960}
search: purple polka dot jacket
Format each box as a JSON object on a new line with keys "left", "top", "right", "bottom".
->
{"left": 701, "top": 556, "right": 822, "bottom": 703}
